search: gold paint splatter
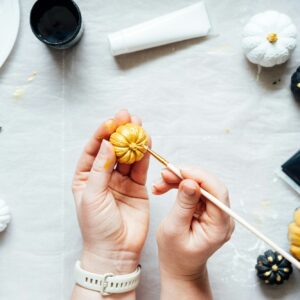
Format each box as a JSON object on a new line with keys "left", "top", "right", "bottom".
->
{"left": 276, "top": 274, "right": 281, "bottom": 282}
{"left": 13, "top": 87, "right": 24, "bottom": 99}
{"left": 267, "top": 256, "right": 273, "bottom": 263}
{"left": 261, "top": 199, "right": 271, "bottom": 208}
{"left": 224, "top": 128, "right": 231, "bottom": 134}
{"left": 27, "top": 71, "right": 38, "bottom": 81}
{"left": 277, "top": 255, "right": 283, "bottom": 261}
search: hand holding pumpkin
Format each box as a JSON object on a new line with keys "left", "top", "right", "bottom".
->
{"left": 110, "top": 123, "right": 148, "bottom": 164}
{"left": 72, "top": 110, "right": 151, "bottom": 277}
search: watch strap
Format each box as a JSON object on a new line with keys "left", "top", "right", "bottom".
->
{"left": 74, "top": 261, "right": 141, "bottom": 295}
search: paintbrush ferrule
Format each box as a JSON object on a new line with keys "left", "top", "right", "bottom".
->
{"left": 143, "top": 145, "right": 169, "bottom": 166}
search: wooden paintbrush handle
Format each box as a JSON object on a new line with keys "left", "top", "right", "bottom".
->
{"left": 166, "top": 163, "right": 300, "bottom": 270}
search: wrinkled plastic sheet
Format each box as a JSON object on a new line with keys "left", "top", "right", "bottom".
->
{"left": 0, "top": 0, "right": 300, "bottom": 299}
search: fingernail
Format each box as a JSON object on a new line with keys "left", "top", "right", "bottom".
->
{"left": 100, "top": 140, "right": 110, "bottom": 156}
{"left": 104, "top": 119, "right": 116, "bottom": 133}
{"left": 182, "top": 183, "right": 196, "bottom": 196}
{"left": 151, "top": 184, "right": 157, "bottom": 194}
{"left": 153, "top": 178, "right": 164, "bottom": 186}
{"left": 161, "top": 169, "right": 167, "bottom": 177}
{"left": 152, "top": 179, "right": 164, "bottom": 193}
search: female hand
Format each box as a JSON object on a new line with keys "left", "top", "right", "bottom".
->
{"left": 72, "top": 110, "right": 151, "bottom": 278}
{"left": 153, "top": 168, "right": 234, "bottom": 299}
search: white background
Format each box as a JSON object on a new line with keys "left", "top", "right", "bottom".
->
{"left": 0, "top": 0, "right": 300, "bottom": 299}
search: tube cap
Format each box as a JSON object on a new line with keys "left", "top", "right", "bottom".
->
{"left": 108, "top": 32, "right": 127, "bottom": 56}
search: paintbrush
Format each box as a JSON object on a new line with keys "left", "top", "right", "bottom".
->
{"left": 144, "top": 145, "right": 300, "bottom": 270}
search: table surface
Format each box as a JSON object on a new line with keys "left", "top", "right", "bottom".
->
{"left": 0, "top": 0, "right": 300, "bottom": 299}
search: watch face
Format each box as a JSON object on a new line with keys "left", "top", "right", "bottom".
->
{"left": 282, "top": 150, "right": 300, "bottom": 187}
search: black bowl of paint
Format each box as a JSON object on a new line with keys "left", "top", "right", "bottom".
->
{"left": 30, "top": 0, "right": 84, "bottom": 49}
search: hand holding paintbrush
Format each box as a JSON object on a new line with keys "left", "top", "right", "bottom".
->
{"left": 110, "top": 122, "right": 300, "bottom": 270}
{"left": 154, "top": 167, "right": 232, "bottom": 299}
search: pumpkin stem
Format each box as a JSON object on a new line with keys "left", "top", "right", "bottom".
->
{"left": 267, "top": 33, "right": 278, "bottom": 43}
{"left": 129, "top": 142, "right": 138, "bottom": 151}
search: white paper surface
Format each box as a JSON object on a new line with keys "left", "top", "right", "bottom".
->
{"left": 0, "top": 0, "right": 300, "bottom": 299}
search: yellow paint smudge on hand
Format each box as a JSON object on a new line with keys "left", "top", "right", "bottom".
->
{"left": 104, "top": 159, "right": 111, "bottom": 170}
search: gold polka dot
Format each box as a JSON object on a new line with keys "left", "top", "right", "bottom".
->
{"left": 272, "top": 265, "right": 278, "bottom": 272}
{"left": 283, "top": 268, "right": 290, "bottom": 273}
{"left": 264, "top": 271, "right": 271, "bottom": 277}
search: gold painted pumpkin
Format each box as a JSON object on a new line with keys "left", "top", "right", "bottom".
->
{"left": 288, "top": 208, "right": 300, "bottom": 260}
{"left": 109, "top": 123, "right": 148, "bottom": 164}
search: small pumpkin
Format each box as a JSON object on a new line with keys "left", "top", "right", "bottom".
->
{"left": 255, "top": 249, "right": 293, "bottom": 285}
{"left": 0, "top": 198, "right": 11, "bottom": 232}
{"left": 291, "top": 67, "right": 300, "bottom": 101}
{"left": 242, "top": 11, "right": 297, "bottom": 67}
{"left": 109, "top": 123, "right": 148, "bottom": 164}
{"left": 288, "top": 207, "right": 300, "bottom": 260}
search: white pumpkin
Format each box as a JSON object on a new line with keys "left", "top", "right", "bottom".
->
{"left": 0, "top": 198, "right": 11, "bottom": 232}
{"left": 242, "top": 11, "right": 297, "bottom": 67}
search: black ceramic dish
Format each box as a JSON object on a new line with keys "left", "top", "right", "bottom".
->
{"left": 291, "top": 66, "right": 300, "bottom": 101}
{"left": 282, "top": 150, "right": 300, "bottom": 187}
{"left": 30, "top": 0, "right": 83, "bottom": 49}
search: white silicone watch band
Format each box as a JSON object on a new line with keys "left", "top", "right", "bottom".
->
{"left": 74, "top": 261, "right": 141, "bottom": 296}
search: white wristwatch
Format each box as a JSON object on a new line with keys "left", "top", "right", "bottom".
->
{"left": 74, "top": 261, "right": 141, "bottom": 296}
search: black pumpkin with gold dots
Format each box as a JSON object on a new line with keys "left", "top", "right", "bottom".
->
{"left": 255, "top": 250, "right": 293, "bottom": 285}
{"left": 291, "top": 66, "right": 300, "bottom": 101}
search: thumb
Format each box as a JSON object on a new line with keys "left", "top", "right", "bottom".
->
{"left": 86, "top": 140, "right": 116, "bottom": 197}
{"left": 169, "top": 179, "right": 201, "bottom": 230}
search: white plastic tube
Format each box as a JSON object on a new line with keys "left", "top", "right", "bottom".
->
{"left": 108, "top": 2, "right": 211, "bottom": 56}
